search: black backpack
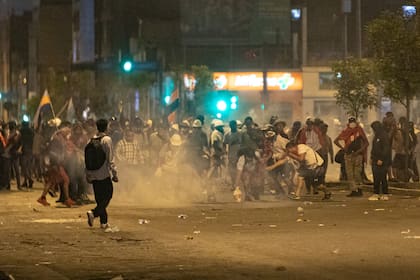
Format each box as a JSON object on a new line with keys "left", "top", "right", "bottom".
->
{"left": 85, "top": 136, "right": 106, "bottom": 170}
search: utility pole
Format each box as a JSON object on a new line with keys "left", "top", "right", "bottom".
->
{"left": 301, "top": 5, "right": 307, "bottom": 66}
{"left": 342, "top": 0, "right": 352, "bottom": 58}
{"left": 356, "top": 0, "right": 362, "bottom": 58}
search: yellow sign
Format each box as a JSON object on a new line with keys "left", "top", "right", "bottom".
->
{"left": 214, "top": 72, "right": 302, "bottom": 91}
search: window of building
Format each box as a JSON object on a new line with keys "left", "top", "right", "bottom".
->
{"left": 319, "top": 72, "right": 335, "bottom": 90}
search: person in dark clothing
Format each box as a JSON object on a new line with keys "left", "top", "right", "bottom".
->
{"left": 20, "top": 121, "right": 34, "bottom": 188}
{"left": 185, "top": 119, "right": 209, "bottom": 177}
{"left": 369, "top": 121, "right": 391, "bottom": 201}
{"left": 5, "top": 121, "right": 22, "bottom": 190}
{"left": 85, "top": 119, "right": 118, "bottom": 230}
{"left": 224, "top": 120, "right": 242, "bottom": 190}
{"left": 0, "top": 125, "right": 6, "bottom": 189}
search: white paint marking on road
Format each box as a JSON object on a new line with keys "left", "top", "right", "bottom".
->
{"left": 20, "top": 218, "right": 83, "bottom": 224}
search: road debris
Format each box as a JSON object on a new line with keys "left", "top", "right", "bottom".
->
{"left": 110, "top": 275, "right": 124, "bottom": 280}
{"left": 404, "top": 236, "right": 420, "bottom": 239}
{"left": 193, "top": 230, "right": 201, "bottom": 235}
{"left": 303, "top": 201, "right": 313, "bottom": 205}
{"left": 37, "top": 261, "right": 52, "bottom": 265}
{"left": 296, "top": 218, "right": 311, "bottom": 223}
{"left": 104, "top": 226, "right": 120, "bottom": 233}
{"left": 332, "top": 248, "right": 340, "bottom": 254}
{"left": 205, "top": 216, "right": 217, "bottom": 220}
{"left": 275, "top": 266, "right": 287, "bottom": 271}
{"left": 138, "top": 219, "right": 150, "bottom": 225}
{"left": 269, "top": 225, "right": 277, "bottom": 228}
{"left": 232, "top": 224, "right": 243, "bottom": 227}
{"left": 184, "top": 235, "right": 194, "bottom": 240}
{"left": 297, "top": 207, "right": 304, "bottom": 213}
{"left": 401, "top": 229, "right": 411, "bottom": 234}
{"left": 178, "top": 214, "right": 188, "bottom": 219}
{"left": 374, "top": 208, "right": 385, "bottom": 211}
{"left": 364, "top": 211, "right": 369, "bottom": 215}
{"left": 318, "top": 224, "right": 325, "bottom": 227}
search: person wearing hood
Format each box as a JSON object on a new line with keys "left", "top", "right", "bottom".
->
{"left": 334, "top": 117, "right": 369, "bottom": 197}
{"left": 369, "top": 121, "right": 391, "bottom": 201}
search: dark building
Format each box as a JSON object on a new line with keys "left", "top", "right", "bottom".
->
{"left": 38, "top": 0, "right": 72, "bottom": 88}
{"left": 296, "top": 0, "right": 407, "bottom": 65}
{"left": 180, "top": 0, "right": 292, "bottom": 70}
{"left": 72, "top": 0, "right": 181, "bottom": 69}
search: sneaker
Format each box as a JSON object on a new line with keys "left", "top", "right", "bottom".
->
{"left": 368, "top": 194, "right": 380, "bottom": 201}
{"left": 288, "top": 193, "right": 301, "bottom": 200}
{"left": 63, "top": 198, "right": 75, "bottom": 208}
{"left": 100, "top": 223, "right": 110, "bottom": 229}
{"left": 86, "top": 210, "right": 94, "bottom": 227}
{"left": 37, "top": 197, "right": 50, "bottom": 206}
{"left": 380, "top": 194, "right": 389, "bottom": 201}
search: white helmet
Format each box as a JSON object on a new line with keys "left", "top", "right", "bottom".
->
{"left": 213, "top": 119, "right": 224, "bottom": 127}
{"left": 192, "top": 119, "right": 202, "bottom": 128}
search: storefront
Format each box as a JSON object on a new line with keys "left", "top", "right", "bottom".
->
{"left": 213, "top": 71, "right": 303, "bottom": 124}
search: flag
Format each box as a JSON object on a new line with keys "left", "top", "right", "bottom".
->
{"left": 66, "top": 97, "right": 75, "bottom": 122}
{"left": 167, "top": 88, "right": 179, "bottom": 123}
{"left": 33, "top": 90, "right": 53, "bottom": 130}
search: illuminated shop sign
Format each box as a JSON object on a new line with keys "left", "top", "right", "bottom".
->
{"left": 214, "top": 72, "right": 302, "bottom": 91}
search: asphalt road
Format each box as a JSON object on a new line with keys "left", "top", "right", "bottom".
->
{"left": 1, "top": 183, "right": 420, "bottom": 280}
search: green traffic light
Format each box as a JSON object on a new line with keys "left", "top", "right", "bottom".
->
{"left": 123, "top": 61, "right": 133, "bottom": 72}
{"left": 216, "top": 100, "right": 227, "bottom": 111}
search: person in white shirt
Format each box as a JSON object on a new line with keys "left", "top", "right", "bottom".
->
{"left": 285, "top": 142, "right": 331, "bottom": 200}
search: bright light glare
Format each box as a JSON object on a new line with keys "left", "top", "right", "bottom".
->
{"left": 164, "top": 96, "right": 171, "bottom": 104}
{"left": 230, "top": 103, "right": 237, "bottom": 110}
{"left": 216, "top": 113, "right": 222, "bottom": 119}
{"left": 123, "top": 61, "right": 133, "bottom": 72}
{"left": 230, "top": 96, "right": 238, "bottom": 103}
{"left": 23, "top": 114, "right": 29, "bottom": 122}
{"left": 216, "top": 100, "right": 227, "bottom": 111}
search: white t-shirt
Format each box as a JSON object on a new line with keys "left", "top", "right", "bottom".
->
{"left": 297, "top": 144, "right": 323, "bottom": 169}
{"left": 273, "top": 135, "right": 289, "bottom": 160}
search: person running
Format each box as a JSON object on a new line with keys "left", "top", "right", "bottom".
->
{"left": 85, "top": 119, "right": 118, "bottom": 230}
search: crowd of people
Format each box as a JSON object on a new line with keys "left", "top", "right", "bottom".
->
{"left": 0, "top": 110, "right": 418, "bottom": 207}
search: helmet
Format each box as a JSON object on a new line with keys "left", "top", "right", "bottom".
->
{"left": 213, "top": 119, "right": 224, "bottom": 127}
{"left": 192, "top": 119, "right": 202, "bottom": 128}
{"left": 180, "top": 120, "right": 190, "bottom": 128}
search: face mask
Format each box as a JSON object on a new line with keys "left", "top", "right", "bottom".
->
{"left": 349, "top": 123, "right": 357, "bottom": 129}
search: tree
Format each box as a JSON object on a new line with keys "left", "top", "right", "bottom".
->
{"left": 190, "top": 65, "right": 214, "bottom": 114}
{"left": 366, "top": 8, "right": 420, "bottom": 122}
{"left": 367, "top": 5, "right": 420, "bottom": 180}
{"left": 332, "top": 58, "right": 379, "bottom": 120}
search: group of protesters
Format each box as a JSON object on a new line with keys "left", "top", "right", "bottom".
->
{"left": 0, "top": 110, "right": 418, "bottom": 206}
